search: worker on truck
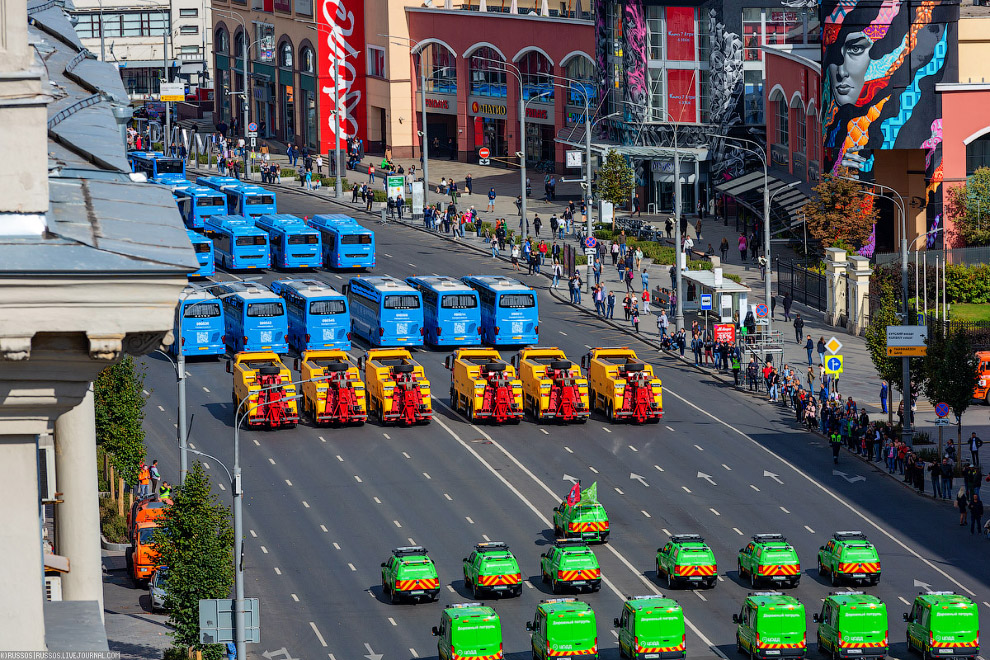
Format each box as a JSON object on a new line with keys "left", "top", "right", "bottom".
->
{"left": 359, "top": 348, "right": 432, "bottom": 425}
{"left": 581, "top": 347, "right": 663, "bottom": 423}
{"left": 228, "top": 351, "right": 299, "bottom": 428}
{"left": 512, "top": 347, "right": 590, "bottom": 422}
{"left": 446, "top": 347, "right": 523, "bottom": 423}
{"left": 296, "top": 350, "right": 366, "bottom": 426}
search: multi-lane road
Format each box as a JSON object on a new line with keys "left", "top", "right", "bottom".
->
{"left": 136, "top": 183, "right": 990, "bottom": 660}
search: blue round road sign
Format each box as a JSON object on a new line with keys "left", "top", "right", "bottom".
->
{"left": 827, "top": 356, "right": 842, "bottom": 372}
{"left": 936, "top": 402, "right": 949, "bottom": 418}
{"left": 755, "top": 303, "right": 769, "bottom": 318}
{"left": 248, "top": 122, "right": 258, "bottom": 132}
{"left": 584, "top": 236, "right": 597, "bottom": 249}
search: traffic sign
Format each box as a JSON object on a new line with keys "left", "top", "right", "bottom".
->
{"left": 584, "top": 248, "right": 598, "bottom": 257}
{"left": 478, "top": 158, "right": 490, "bottom": 165}
{"left": 159, "top": 82, "right": 185, "bottom": 102}
{"left": 248, "top": 122, "right": 258, "bottom": 132}
{"left": 250, "top": 137, "right": 256, "bottom": 147}
{"left": 935, "top": 418, "right": 951, "bottom": 426}
{"left": 824, "top": 355, "right": 844, "bottom": 374}
{"left": 246, "top": 130, "right": 258, "bottom": 138}
{"left": 935, "top": 402, "right": 950, "bottom": 418}
{"left": 478, "top": 147, "right": 491, "bottom": 159}
{"left": 825, "top": 336, "right": 843, "bottom": 355}
{"left": 755, "top": 303, "right": 768, "bottom": 318}
{"left": 700, "top": 294, "right": 713, "bottom": 311}
{"left": 584, "top": 236, "right": 597, "bottom": 249}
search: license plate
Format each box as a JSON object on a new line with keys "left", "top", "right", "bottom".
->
{"left": 852, "top": 574, "right": 866, "bottom": 578}
{"left": 848, "top": 650, "right": 862, "bottom": 654}
{"left": 771, "top": 576, "right": 785, "bottom": 581}
{"left": 582, "top": 532, "right": 596, "bottom": 538}
{"left": 571, "top": 580, "right": 587, "bottom": 585}
{"left": 766, "top": 651, "right": 780, "bottom": 655}
{"left": 513, "top": 336, "right": 522, "bottom": 339}
{"left": 689, "top": 576, "right": 702, "bottom": 581}
{"left": 494, "top": 586, "right": 507, "bottom": 590}
{"left": 938, "top": 650, "right": 953, "bottom": 654}
{"left": 646, "top": 655, "right": 660, "bottom": 659}
{"left": 410, "top": 590, "right": 424, "bottom": 595}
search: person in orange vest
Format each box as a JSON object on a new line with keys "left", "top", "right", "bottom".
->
{"left": 138, "top": 461, "right": 151, "bottom": 498}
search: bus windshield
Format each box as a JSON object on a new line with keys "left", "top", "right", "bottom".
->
{"left": 246, "top": 195, "right": 276, "bottom": 205}
{"left": 384, "top": 295, "right": 421, "bottom": 309}
{"left": 184, "top": 302, "right": 221, "bottom": 318}
{"left": 341, "top": 234, "right": 372, "bottom": 244}
{"left": 309, "top": 300, "right": 346, "bottom": 315}
{"left": 246, "top": 302, "right": 285, "bottom": 317}
{"left": 441, "top": 294, "right": 478, "bottom": 309}
{"left": 236, "top": 235, "right": 267, "bottom": 246}
{"left": 288, "top": 234, "right": 319, "bottom": 245}
{"left": 157, "top": 159, "right": 184, "bottom": 174}
{"left": 200, "top": 195, "right": 225, "bottom": 207}
{"left": 499, "top": 293, "right": 535, "bottom": 308}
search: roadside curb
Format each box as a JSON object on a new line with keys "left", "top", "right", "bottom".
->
{"left": 101, "top": 534, "right": 128, "bottom": 552}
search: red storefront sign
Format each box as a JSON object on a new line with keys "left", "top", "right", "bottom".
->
{"left": 665, "top": 7, "right": 695, "bottom": 61}
{"left": 426, "top": 98, "right": 449, "bottom": 110}
{"left": 714, "top": 324, "right": 736, "bottom": 344}
{"left": 318, "top": 0, "right": 365, "bottom": 152}
{"left": 526, "top": 107, "right": 548, "bottom": 120}
{"left": 667, "top": 69, "right": 697, "bottom": 122}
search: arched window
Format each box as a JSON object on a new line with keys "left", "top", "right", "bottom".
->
{"left": 469, "top": 47, "right": 506, "bottom": 98}
{"left": 215, "top": 27, "right": 229, "bottom": 54}
{"left": 966, "top": 134, "right": 990, "bottom": 175}
{"left": 773, "top": 94, "right": 788, "bottom": 146}
{"left": 301, "top": 46, "right": 314, "bottom": 74}
{"left": 280, "top": 41, "right": 293, "bottom": 68}
{"left": 518, "top": 50, "right": 553, "bottom": 102}
{"left": 564, "top": 56, "right": 595, "bottom": 106}
{"left": 791, "top": 98, "right": 806, "bottom": 155}
{"left": 234, "top": 31, "right": 245, "bottom": 58}
{"left": 415, "top": 43, "right": 457, "bottom": 94}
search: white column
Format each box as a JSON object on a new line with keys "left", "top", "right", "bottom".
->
{"left": 823, "top": 247, "right": 847, "bottom": 327}
{"left": 54, "top": 386, "right": 104, "bottom": 619}
{"left": 0, "top": 435, "right": 46, "bottom": 649}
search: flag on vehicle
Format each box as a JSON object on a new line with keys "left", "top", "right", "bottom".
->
{"left": 565, "top": 482, "right": 581, "bottom": 506}
{"left": 580, "top": 481, "right": 598, "bottom": 504}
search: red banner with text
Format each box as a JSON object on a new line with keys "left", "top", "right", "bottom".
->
{"left": 318, "top": 0, "right": 366, "bottom": 154}
{"left": 667, "top": 69, "right": 697, "bottom": 122}
{"left": 665, "top": 7, "right": 695, "bottom": 61}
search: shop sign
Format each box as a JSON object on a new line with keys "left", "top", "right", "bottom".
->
{"left": 469, "top": 98, "right": 507, "bottom": 118}
{"left": 525, "top": 104, "right": 554, "bottom": 125}
{"left": 422, "top": 92, "right": 457, "bottom": 116}
{"left": 566, "top": 110, "right": 587, "bottom": 124}
{"left": 318, "top": 0, "right": 367, "bottom": 151}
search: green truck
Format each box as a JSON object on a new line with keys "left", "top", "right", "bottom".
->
{"left": 904, "top": 591, "right": 980, "bottom": 660}
{"left": 527, "top": 598, "right": 598, "bottom": 659}
{"left": 614, "top": 595, "right": 687, "bottom": 659}
{"left": 553, "top": 483, "right": 610, "bottom": 543}
{"left": 432, "top": 602, "right": 503, "bottom": 660}
{"left": 814, "top": 591, "right": 888, "bottom": 659}
{"left": 381, "top": 546, "right": 440, "bottom": 604}
{"left": 733, "top": 591, "right": 808, "bottom": 660}
{"left": 817, "top": 531, "right": 881, "bottom": 586}
{"left": 655, "top": 534, "right": 718, "bottom": 589}
{"left": 540, "top": 539, "right": 602, "bottom": 594}
{"left": 737, "top": 534, "right": 801, "bottom": 588}
{"left": 462, "top": 541, "right": 523, "bottom": 599}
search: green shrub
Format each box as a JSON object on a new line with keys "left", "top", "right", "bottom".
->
{"left": 465, "top": 223, "right": 476, "bottom": 232}
{"left": 163, "top": 647, "right": 187, "bottom": 660}
{"left": 724, "top": 273, "right": 742, "bottom": 284}
{"left": 594, "top": 229, "right": 615, "bottom": 241}
{"left": 576, "top": 255, "right": 588, "bottom": 266}
{"left": 99, "top": 497, "right": 127, "bottom": 543}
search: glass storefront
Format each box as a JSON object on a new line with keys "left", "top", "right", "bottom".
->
{"left": 473, "top": 116, "right": 507, "bottom": 160}
{"left": 525, "top": 123, "right": 555, "bottom": 165}
{"left": 282, "top": 84, "right": 295, "bottom": 141}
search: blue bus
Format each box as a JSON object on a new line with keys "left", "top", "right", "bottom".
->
{"left": 129, "top": 151, "right": 186, "bottom": 183}
{"left": 255, "top": 214, "right": 322, "bottom": 269}
{"left": 405, "top": 276, "right": 481, "bottom": 346}
{"left": 185, "top": 230, "right": 215, "bottom": 278}
{"left": 207, "top": 282, "right": 289, "bottom": 354}
{"left": 306, "top": 214, "right": 375, "bottom": 269}
{"left": 203, "top": 214, "right": 271, "bottom": 270}
{"left": 461, "top": 275, "right": 539, "bottom": 345}
{"left": 345, "top": 276, "right": 424, "bottom": 347}
{"left": 172, "top": 288, "right": 226, "bottom": 357}
{"left": 173, "top": 184, "right": 228, "bottom": 230}
{"left": 270, "top": 279, "right": 351, "bottom": 352}
{"left": 196, "top": 177, "right": 277, "bottom": 217}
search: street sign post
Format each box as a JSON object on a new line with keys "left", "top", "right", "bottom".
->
{"left": 700, "top": 294, "right": 713, "bottom": 311}
{"left": 824, "top": 355, "right": 844, "bottom": 374}
{"left": 478, "top": 147, "right": 490, "bottom": 159}
{"left": 248, "top": 122, "right": 258, "bottom": 133}
{"left": 825, "top": 336, "right": 843, "bottom": 355}
{"left": 886, "top": 325, "right": 928, "bottom": 357}
{"left": 250, "top": 137, "right": 256, "bottom": 147}
{"left": 755, "top": 303, "right": 768, "bottom": 318}
{"left": 584, "top": 248, "right": 597, "bottom": 257}
{"left": 159, "top": 82, "right": 185, "bottom": 102}
{"left": 199, "top": 598, "right": 260, "bottom": 644}
{"left": 584, "top": 236, "right": 597, "bottom": 249}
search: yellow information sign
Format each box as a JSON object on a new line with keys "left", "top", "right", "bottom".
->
{"left": 824, "top": 355, "right": 844, "bottom": 374}
{"left": 887, "top": 346, "right": 927, "bottom": 357}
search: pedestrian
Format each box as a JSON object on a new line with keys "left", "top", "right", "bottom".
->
{"left": 971, "top": 495, "right": 984, "bottom": 534}
{"left": 606, "top": 290, "right": 615, "bottom": 319}
{"left": 738, "top": 233, "right": 747, "bottom": 262}
{"left": 958, "top": 486, "right": 969, "bottom": 525}
{"left": 792, "top": 313, "right": 805, "bottom": 344}
{"left": 368, "top": 164, "right": 376, "bottom": 183}
{"left": 150, "top": 460, "right": 160, "bottom": 496}
{"left": 316, "top": 154, "right": 323, "bottom": 175}
{"left": 138, "top": 461, "right": 150, "bottom": 498}
{"left": 465, "top": 173, "right": 473, "bottom": 195}
{"left": 695, "top": 218, "right": 703, "bottom": 242}
{"left": 929, "top": 460, "right": 941, "bottom": 499}
{"left": 817, "top": 337, "right": 827, "bottom": 365}
{"left": 782, "top": 292, "right": 792, "bottom": 321}
{"left": 623, "top": 294, "right": 631, "bottom": 321}
{"left": 159, "top": 481, "right": 172, "bottom": 499}
{"left": 880, "top": 380, "right": 889, "bottom": 413}
{"left": 970, "top": 432, "right": 983, "bottom": 466}
{"left": 633, "top": 193, "right": 641, "bottom": 217}
{"left": 511, "top": 243, "right": 520, "bottom": 271}
{"left": 552, "top": 260, "right": 562, "bottom": 288}
{"left": 731, "top": 352, "right": 741, "bottom": 385}
{"left": 941, "top": 459, "right": 954, "bottom": 501}
{"left": 487, "top": 187, "right": 496, "bottom": 213}
{"left": 632, "top": 309, "right": 640, "bottom": 333}
{"left": 719, "top": 237, "right": 729, "bottom": 262}
{"left": 830, "top": 429, "right": 842, "bottom": 464}
{"left": 642, "top": 288, "right": 651, "bottom": 315}
{"left": 593, "top": 257, "right": 602, "bottom": 286}
{"left": 619, "top": 231, "right": 627, "bottom": 258}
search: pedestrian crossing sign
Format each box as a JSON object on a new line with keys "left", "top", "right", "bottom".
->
{"left": 824, "top": 355, "right": 843, "bottom": 374}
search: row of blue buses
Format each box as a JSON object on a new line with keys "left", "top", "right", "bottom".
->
{"left": 171, "top": 288, "right": 226, "bottom": 357}
{"left": 204, "top": 215, "right": 271, "bottom": 270}
{"left": 128, "top": 151, "right": 186, "bottom": 184}
{"left": 207, "top": 282, "right": 289, "bottom": 354}
{"left": 197, "top": 176, "right": 277, "bottom": 217}
{"left": 307, "top": 215, "right": 376, "bottom": 269}
{"left": 173, "top": 183, "right": 227, "bottom": 230}
{"left": 255, "top": 215, "right": 322, "bottom": 269}
{"left": 269, "top": 279, "right": 351, "bottom": 352}
{"left": 461, "top": 275, "right": 540, "bottom": 345}
{"left": 345, "top": 276, "right": 424, "bottom": 347}
{"left": 405, "top": 276, "right": 481, "bottom": 346}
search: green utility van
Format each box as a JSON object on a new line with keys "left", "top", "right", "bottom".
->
{"left": 903, "top": 591, "right": 980, "bottom": 659}
{"left": 541, "top": 539, "right": 602, "bottom": 594}
{"left": 814, "top": 591, "right": 888, "bottom": 659}
{"left": 527, "top": 598, "right": 598, "bottom": 660}
{"left": 462, "top": 541, "right": 523, "bottom": 599}
{"left": 614, "top": 595, "right": 686, "bottom": 659}
{"left": 432, "top": 602, "right": 503, "bottom": 660}
{"left": 655, "top": 534, "right": 718, "bottom": 590}
{"left": 733, "top": 591, "right": 808, "bottom": 659}
{"left": 738, "top": 534, "right": 802, "bottom": 588}
{"left": 381, "top": 546, "right": 440, "bottom": 604}
{"left": 554, "top": 500, "right": 610, "bottom": 543}
{"left": 817, "top": 531, "right": 881, "bottom": 586}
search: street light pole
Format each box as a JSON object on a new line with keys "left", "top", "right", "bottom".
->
{"left": 478, "top": 57, "right": 526, "bottom": 230}
{"left": 386, "top": 35, "right": 430, "bottom": 211}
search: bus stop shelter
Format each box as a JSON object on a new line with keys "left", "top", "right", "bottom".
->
{"left": 679, "top": 270, "right": 750, "bottom": 323}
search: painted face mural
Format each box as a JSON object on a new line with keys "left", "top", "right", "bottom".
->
{"left": 829, "top": 31, "right": 874, "bottom": 106}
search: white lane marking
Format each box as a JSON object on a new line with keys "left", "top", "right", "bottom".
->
{"left": 143, "top": 389, "right": 149, "bottom": 396}
{"left": 629, "top": 445, "right": 638, "bottom": 452}
{"left": 335, "top": 454, "right": 343, "bottom": 462}
{"left": 393, "top": 520, "right": 402, "bottom": 528}
{"left": 253, "top": 439, "right": 260, "bottom": 446}
{"left": 189, "top": 443, "right": 195, "bottom": 449}
{"left": 158, "top": 405, "right": 165, "bottom": 412}
{"left": 373, "top": 497, "right": 381, "bottom": 504}
{"left": 385, "top": 434, "right": 393, "bottom": 440}
{"left": 681, "top": 486, "right": 692, "bottom": 493}
{"left": 250, "top": 530, "right": 257, "bottom": 538}
{"left": 655, "top": 465, "right": 664, "bottom": 472}
{"left": 203, "top": 386, "right": 210, "bottom": 393}
{"left": 274, "top": 567, "right": 281, "bottom": 575}
{"left": 611, "top": 631, "right": 620, "bottom": 639}
{"left": 348, "top": 563, "right": 356, "bottom": 571}
{"left": 268, "top": 458, "right": 276, "bottom": 465}
{"left": 585, "top": 344, "right": 593, "bottom": 348}
{"left": 320, "top": 525, "right": 328, "bottom": 532}
{"left": 805, "top": 525, "right": 816, "bottom": 534}
{"left": 410, "top": 649, "right": 419, "bottom": 658}
{"left": 423, "top": 472, "right": 432, "bottom": 480}
{"left": 310, "top": 622, "right": 328, "bottom": 647}
{"left": 525, "top": 581, "right": 534, "bottom": 589}
{"left": 722, "top": 464, "right": 732, "bottom": 471}
{"left": 408, "top": 538, "right": 416, "bottom": 545}
{"left": 709, "top": 508, "right": 721, "bottom": 516}
{"left": 661, "top": 385, "right": 976, "bottom": 597}
{"left": 733, "top": 527, "right": 744, "bottom": 535}
{"left": 332, "top": 543, "right": 340, "bottom": 550}
{"left": 559, "top": 331, "right": 568, "bottom": 336}
{"left": 603, "top": 427, "right": 612, "bottom": 433}
{"left": 662, "top": 529, "right": 671, "bottom": 537}
{"left": 447, "top": 585, "right": 456, "bottom": 593}
{"left": 302, "top": 501, "right": 310, "bottom": 508}
{"left": 218, "top": 483, "right": 226, "bottom": 491}
{"left": 384, "top": 253, "right": 392, "bottom": 258}
{"left": 408, "top": 263, "right": 416, "bottom": 267}
{"left": 291, "top": 593, "right": 299, "bottom": 602}
{"left": 444, "top": 493, "right": 452, "bottom": 501}
{"left": 202, "top": 462, "right": 211, "bottom": 469}
{"left": 665, "top": 425, "right": 675, "bottom": 432}
{"left": 694, "top": 444, "right": 704, "bottom": 451}
{"left": 718, "top": 576, "right": 725, "bottom": 582}
{"left": 984, "top": 601, "right": 990, "bottom": 609}
{"left": 285, "top": 479, "right": 292, "bottom": 486}
{"left": 695, "top": 591, "right": 708, "bottom": 602}
{"left": 388, "top": 617, "right": 398, "bottom": 627}
{"left": 482, "top": 534, "right": 491, "bottom": 541}
{"left": 642, "top": 510, "right": 651, "bottom": 518}
{"left": 261, "top": 546, "right": 268, "bottom": 554}
{"left": 429, "top": 398, "right": 725, "bottom": 658}
{"left": 334, "top": 274, "right": 343, "bottom": 280}
{"left": 898, "top": 596, "right": 911, "bottom": 605}
{"left": 466, "top": 516, "right": 475, "bottom": 524}
{"left": 780, "top": 506, "right": 791, "bottom": 514}
{"left": 354, "top": 475, "right": 362, "bottom": 483}
{"left": 319, "top": 436, "right": 326, "bottom": 443}
{"left": 402, "top": 451, "right": 410, "bottom": 458}
{"left": 589, "top": 467, "right": 599, "bottom": 474}
{"left": 174, "top": 424, "right": 178, "bottom": 429}
{"left": 614, "top": 487, "right": 624, "bottom": 495}
{"left": 750, "top": 485, "right": 760, "bottom": 492}
{"left": 564, "top": 446, "right": 573, "bottom": 453}
{"left": 541, "top": 429, "right": 550, "bottom": 435}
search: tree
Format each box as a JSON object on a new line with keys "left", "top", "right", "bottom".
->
{"left": 864, "top": 282, "right": 902, "bottom": 425}
{"left": 154, "top": 462, "right": 234, "bottom": 651}
{"left": 922, "top": 323, "right": 980, "bottom": 447}
{"left": 944, "top": 167, "right": 990, "bottom": 245}
{"left": 802, "top": 168, "right": 879, "bottom": 251}
{"left": 597, "top": 149, "right": 634, "bottom": 214}
{"left": 95, "top": 356, "right": 147, "bottom": 487}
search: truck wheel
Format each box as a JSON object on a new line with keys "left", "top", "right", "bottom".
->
{"left": 667, "top": 572, "right": 674, "bottom": 590}
{"left": 750, "top": 570, "right": 757, "bottom": 588}
{"left": 541, "top": 570, "right": 548, "bottom": 584}
{"left": 830, "top": 569, "right": 839, "bottom": 587}
{"left": 737, "top": 560, "right": 745, "bottom": 578}
{"left": 817, "top": 559, "right": 826, "bottom": 577}
{"left": 388, "top": 584, "right": 398, "bottom": 605}
{"left": 736, "top": 635, "right": 743, "bottom": 654}
{"left": 472, "top": 581, "right": 480, "bottom": 600}
{"left": 551, "top": 578, "right": 559, "bottom": 594}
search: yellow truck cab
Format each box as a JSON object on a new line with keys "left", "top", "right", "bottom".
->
{"left": 511, "top": 347, "right": 590, "bottom": 422}
{"left": 445, "top": 347, "right": 523, "bottom": 423}
{"left": 358, "top": 348, "right": 432, "bottom": 425}
{"left": 296, "top": 349, "right": 366, "bottom": 425}
{"left": 227, "top": 351, "right": 299, "bottom": 428}
{"left": 581, "top": 347, "right": 663, "bottom": 423}
{"left": 127, "top": 520, "right": 159, "bottom": 586}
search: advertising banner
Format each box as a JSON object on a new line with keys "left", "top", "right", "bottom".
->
{"left": 667, "top": 69, "right": 697, "bottom": 122}
{"left": 318, "top": 0, "right": 365, "bottom": 153}
{"left": 665, "top": 7, "right": 696, "bottom": 61}
{"left": 714, "top": 324, "right": 736, "bottom": 344}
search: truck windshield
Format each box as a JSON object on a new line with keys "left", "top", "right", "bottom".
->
{"left": 138, "top": 528, "right": 156, "bottom": 544}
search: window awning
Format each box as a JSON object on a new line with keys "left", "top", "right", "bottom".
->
{"left": 715, "top": 170, "right": 811, "bottom": 237}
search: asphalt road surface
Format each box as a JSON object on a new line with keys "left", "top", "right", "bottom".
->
{"left": 136, "top": 182, "right": 990, "bottom": 660}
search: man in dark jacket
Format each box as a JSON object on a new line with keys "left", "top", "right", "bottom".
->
{"left": 970, "top": 495, "right": 984, "bottom": 535}
{"left": 794, "top": 314, "right": 805, "bottom": 344}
